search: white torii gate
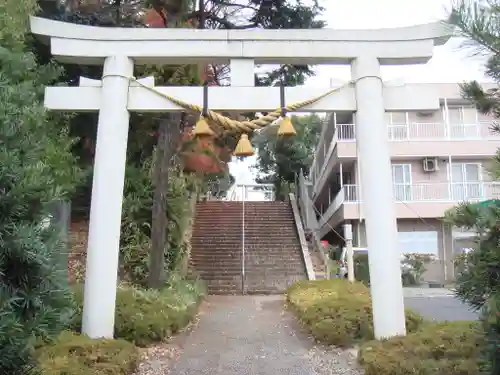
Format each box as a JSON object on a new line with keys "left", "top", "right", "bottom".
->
{"left": 30, "top": 16, "right": 452, "bottom": 340}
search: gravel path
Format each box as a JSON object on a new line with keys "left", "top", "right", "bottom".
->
{"left": 136, "top": 295, "right": 363, "bottom": 375}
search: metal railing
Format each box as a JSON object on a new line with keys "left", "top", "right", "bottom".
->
{"left": 225, "top": 183, "right": 275, "bottom": 202}
{"left": 334, "top": 122, "right": 498, "bottom": 142}
{"left": 331, "top": 182, "right": 500, "bottom": 207}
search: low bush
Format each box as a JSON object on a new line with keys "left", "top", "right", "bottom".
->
{"left": 70, "top": 277, "right": 205, "bottom": 346}
{"left": 287, "top": 279, "right": 423, "bottom": 347}
{"left": 358, "top": 320, "right": 483, "bottom": 375}
{"left": 36, "top": 331, "right": 139, "bottom": 375}
{"left": 354, "top": 253, "right": 370, "bottom": 284}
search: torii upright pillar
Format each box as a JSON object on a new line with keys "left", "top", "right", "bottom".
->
{"left": 83, "top": 56, "right": 133, "bottom": 338}
{"left": 30, "top": 16, "right": 452, "bottom": 339}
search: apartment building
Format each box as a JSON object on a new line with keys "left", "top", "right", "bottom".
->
{"left": 308, "top": 83, "right": 500, "bottom": 283}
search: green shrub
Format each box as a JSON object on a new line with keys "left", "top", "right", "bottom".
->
{"left": 358, "top": 321, "right": 483, "bottom": 375}
{"left": 36, "top": 331, "right": 139, "bottom": 375}
{"left": 0, "top": 19, "right": 83, "bottom": 373}
{"left": 287, "top": 279, "right": 423, "bottom": 347}
{"left": 354, "top": 253, "right": 370, "bottom": 284}
{"left": 70, "top": 278, "right": 205, "bottom": 346}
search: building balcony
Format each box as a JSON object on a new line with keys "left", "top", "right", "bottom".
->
{"left": 333, "top": 122, "right": 500, "bottom": 158}
{"left": 318, "top": 181, "right": 500, "bottom": 235}
{"left": 313, "top": 121, "right": 500, "bottom": 198}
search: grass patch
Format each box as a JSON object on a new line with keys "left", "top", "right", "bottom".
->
{"left": 286, "top": 279, "right": 423, "bottom": 347}
{"left": 36, "top": 331, "right": 139, "bottom": 375}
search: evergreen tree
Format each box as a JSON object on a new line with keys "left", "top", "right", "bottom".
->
{"left": 0, "top": 0, "right": 82, "bottom": 373}
{"left": 253, "top": 114, "right": 322, "bottom": 200}
{"left": 447, "top": 2, "right": 500, "bottom": 374}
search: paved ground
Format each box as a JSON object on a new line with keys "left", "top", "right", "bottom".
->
{"left": 168, "top": 296, "right": 362, "bottom": 375}
{"left": 136, "top": 289, "right": 478, "bottom": 375}
{"left": 403, "top": 287, "right": 479, "bottom": 321}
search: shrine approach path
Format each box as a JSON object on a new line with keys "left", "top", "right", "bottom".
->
{"left": 167, "top": 295, "right": 362, "bottom": 375}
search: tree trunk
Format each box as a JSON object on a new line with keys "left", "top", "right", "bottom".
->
{"left": 148, "top": 120, "right": 170, "bottom": 289}
{"left": 148, "top": 114, "right": 183, "bottom": 289}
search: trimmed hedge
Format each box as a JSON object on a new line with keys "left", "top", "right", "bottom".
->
{"left": 70, "top": 278, "right": 205, "bottom": 346}
{"left": 358, "top": 321, "right": 483, "bottom": 375}
{"left": 286, "top": 279, "right": 423, "bottom": 347}
{"left": 36, "top": 331, "right": 139, "bottom": 375}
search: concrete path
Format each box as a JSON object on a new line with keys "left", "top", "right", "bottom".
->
{"left": 168, "top": 296, "right": 362, "bottom": 375}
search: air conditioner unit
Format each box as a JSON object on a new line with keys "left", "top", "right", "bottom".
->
{"left": 417, "top": 111, "right": 434, "bottom": 117}
{"left": 422, "top": 157, "right": 439, "bottom": 172}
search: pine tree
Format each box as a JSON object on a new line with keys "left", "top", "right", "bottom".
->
{"left": 0, "top": 0, "right": 82, "bottom": 373}
{"left": 447, "top": 2, "right": 500, "bottom": 374}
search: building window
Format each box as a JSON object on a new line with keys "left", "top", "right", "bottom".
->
{"left": 448, "top": 106, "right": 479, "bottom": 138}
{"left": 398, "top": 231, "right": 439, "bottom": 257}
{"left": 392, "top": 164, "right": 412, "bottom": 201}
{"left": 449, "top": 163, "right": 483, "bottom": 201}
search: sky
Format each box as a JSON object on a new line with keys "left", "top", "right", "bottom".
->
{"left": 229, "top": 0, "right": 490, "bottom": 185}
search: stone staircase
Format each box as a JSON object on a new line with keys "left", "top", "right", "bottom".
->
{"left": 190, "top": 200, "right": 308, "bottom": 295}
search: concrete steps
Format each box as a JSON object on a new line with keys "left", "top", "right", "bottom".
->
{"left": 191, "top": 200, "right": 307, "bottom": 295}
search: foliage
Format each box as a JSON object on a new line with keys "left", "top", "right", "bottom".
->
{"left": 35, "top": 331, "right": 139, "bottom": 375}
{"left": 254, "top": 114, "right": 323, "bottom": 200}
{"left": 179, "top": 130, "right": 229, "bottom": 175}
{"left": 70, "top": 278, "right": 205, "bottom": 347}
{"left": 358, "top": 320, "right": 483, "bottom": 375}
{"left": 445, "top": 201, "right": 500, "bottom": 374}
{"left": 0, "top": 0, "right": 38, "bottom": 50}
{"left": 0, "top": 0, "right": 83, "bottom": 373}
{"left": 353, "top": 253, "right": 370, "bottom": 284}
{"left": 401, "top": 253, "right": 435, "bottom": 286}
{"left": 345, "top": 252, "right": 434, "bottom": 286}
{"left": 448, "top": 1, "right": 500, "bottom": 181}
{"left": 286, "top": 279, "right": 423, "bottom": 347}
{"left": 119, "top": 160, "right": 196, "bottom": 285}
{"left": 446, "top": 5, "right": 500, "bottom": 372}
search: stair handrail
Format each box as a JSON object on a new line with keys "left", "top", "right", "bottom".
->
{"left": 241, "top": 184, "right": 246, "bottom": 294}
{"left": 289, "top": 192, "right": 316, "bottom": 281}
{"left": 225, "top": 183, "right": 238, "bottom": 201}
{"left": 295, "top": 170, "right": 331, "bottom": 278}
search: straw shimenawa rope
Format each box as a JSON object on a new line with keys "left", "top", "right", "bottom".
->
{"left": 104, "top": 74, "right": 366, "bottom": 133}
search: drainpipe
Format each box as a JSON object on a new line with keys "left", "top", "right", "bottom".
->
{"left": 448, "top": 155, "right": 452, "bottom": 200}
{"left": 444, "top": 98, "right": 451, "bottom": 139}
{"left": 241, "top": 185, "right": 246, "bottom": 294}
{"left": 356, "top": 158, "right": 363, "bottom": 221}
{"left": 344, "top": 222, "right": 354, "bottom": 282}
{"left": 441, "top": 221, "right": 448, "bottom": 283}
{"left": 340, "top": 162, "right": 344, "bottom": 186}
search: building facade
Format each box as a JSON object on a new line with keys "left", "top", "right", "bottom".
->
{"left": 309, "top": 83, "right": 500, "bottom": 283}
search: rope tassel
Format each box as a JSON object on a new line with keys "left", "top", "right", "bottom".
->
{"left": 233, "top": 134, "right": 254, "bottom": 157}
{"left": 193, "top": 116, "right": 214, "bottom": 137}
{"left": 277, "top": 116, "right": 296, "bottom": 136}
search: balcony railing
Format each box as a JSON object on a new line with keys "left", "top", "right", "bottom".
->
{"left": 225, "top": 183, "right": 275, "bottom": 201}
{"left": 340, "top": 182, "right": 500, "bottom": 203}
{"left": 335, "top": 122, "right": 498, "bottom": 142}
{"left": 319, "top": 182, "right": 500, "bottom": 224}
